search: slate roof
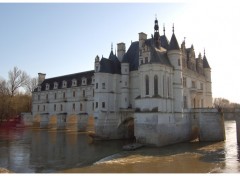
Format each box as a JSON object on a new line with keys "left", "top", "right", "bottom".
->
{"left": 34, "top": 70, "right": 94, "bottom": 92}
{"left": 168, "top": 33, "right": 180, "bottom": 50}
{"left": 160, "top": 35, "right": 169, "bottom": 49}
{"left": 203, "top": 54, "right": 211, "bottom": 68}
{"left": 99, "top": 51, "right": 121, "bottom": 74}
{"left": 122, "top": 41, "right": 139, "bottom": 71}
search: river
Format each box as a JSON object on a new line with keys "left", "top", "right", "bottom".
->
{"left": 0, "top": 120, "right": 239, "bottom": 173}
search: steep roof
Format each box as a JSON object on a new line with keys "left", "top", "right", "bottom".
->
{"left": 203, "top": 55, "right": 211, "bottom": 68}
{"left": 168, "top": 33, "right": 180, "bottom": 50}
{"left": 35, "top": 70, "right": 94, "bottom": 92}
{"left": 99, "top": 51, "right": 121, "bottom": 74}
{"left": 122, "top": 41, "right": 139, "bottom": 71}
{"left": 160, "top": 35, "right": 169, "bottom": 49}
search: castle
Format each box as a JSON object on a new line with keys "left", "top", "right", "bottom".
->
{"left": 31, "top": 18, "right": 225, "bottom": 146}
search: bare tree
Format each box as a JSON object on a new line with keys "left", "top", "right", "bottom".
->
{"left": 25, "top": 77, "right": 38, "bottom": 95}
{"left": 8, "top": 66, "right": 30, "bottom": 96}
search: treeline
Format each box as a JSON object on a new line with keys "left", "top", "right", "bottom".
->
{"left": 213, "top": 98, "right": 240, "bottom": 109}
{"left": 0, "top": 67, "right": 37, "bottom": 122}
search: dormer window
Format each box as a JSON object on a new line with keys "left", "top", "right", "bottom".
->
{"left": 38, "top": 86, "right": 41, "bottom": 92}
{"left": 72, "top": 79, "right": 77, "bottom": 87}
{"left": 82, "top": 78, "right": 87, "bottom": 86}
{"left": 54, "top": 82, "right": 58, "bottom": 89}
{"left": 45, "top": 83, "right": 49, "bottom": 90}
{"left": 62, "top": 80, "right": 67, "bottom": 88}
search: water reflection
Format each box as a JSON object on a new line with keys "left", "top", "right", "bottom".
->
{"left": 0, "top": 121, "right": 239, "bottom": 173}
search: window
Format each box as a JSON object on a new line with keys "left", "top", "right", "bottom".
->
{"left": 192, "top": 81, "right": 196, "bottom": 88}
{"left": 43, "top": 105, "right": 45, "bottom": 111}
{"left": 80, "top": 103, "right": 83, "bottom": 111}
{"left": 46, "top": 84, "right": 49, "bottom": 90}
{"left": 54, "top": 104, "right": 56, "bottom": 111}
{"left": 83, "top": 90, "right": 85, "bottom": 97}
{"left": 140, "top": 59, "right": 143, "bottom": 64}
{"left": 154, "top": 75, "right": 158, "bottom": 95}
{"left": 95, "top": 102, "right": 98, "bottom": 108}
{"left": 183, "top": 77, "right": 187, "bottom": 87}
{"left": 72, "top": 79, "right": 77, "bottom": 87}
{"left": 145, "top": 75, "right": 149, "bottom": 95}
{"left": 38, "top": 94, "right": 40, "bottom": 101}
{"left": 178, "top": 59, "right": 181, "bottom": 66}
{"left": 73, "top": 90, "right": 75, "bottom": 97}
{"left": 62, "top": 81, "right": 67, "bottom": 88}
{"left": 93, "top": 89, "right": 94, "bottom": 97}
{"left": 63, "top": 92, "right": 65, "bottom": 99}
{"left": 38, "top": 105, "right": 40, "bottom": 112}
{"left": 102, "top": 83, "right": 105, "bottom": 89}
{"left": 167, "top": 77, "right": 170, "bottom": 98}
{"left": 72, "top": 103, "right": 75, "bottom": 111}
{"left": 184, "top": 96, "right": 187, "bottom": 108}
{"left": 46, "top": 94, "right": 48, "bottom": 100}
{"left": 102, "top": 102, "right": 105, "bottom": 108}
{"left": 96, "top": 83, "right": 98, "bottom": 89}
{"left": 145, "top": 57, "right": 148, "bottom": 63}
{"left": 92, "top": 102, "right": 94, "bottom": 110}
{"left": 82, "top": 78, "right": 86, "bottom": 85}
{"left": 54, "top": 82, "right": 58, "bottom": 89}
{"left": 54, "top": 93, "right": 57, "bottom": 100}
{"left": 60, "top": 104, "right": 63, "bottom": 111}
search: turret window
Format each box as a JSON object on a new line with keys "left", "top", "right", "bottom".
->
{"left": 145, "top": 75, "right": 149, "bottom": 95}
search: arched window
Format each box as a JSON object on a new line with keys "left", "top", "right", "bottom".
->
{"left": 145, "top": 75, "right": 149, "bottom": 95}
{"left": 154, "top": 75, "right": 158, "bottom": 95}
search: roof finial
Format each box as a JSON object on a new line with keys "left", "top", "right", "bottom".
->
{"left": 204, "top": 48, "right": 206, "bottom": 56}
{"left": 163, "top": 23, "right": 165, "bottom": 35}
{"left": 155, "top": 13, "right": 157, "bottom": 20}
{"left": 172, "top": 23, "right": 175, "bottom": 33}
{"left": 111, "top": 42, "right": 113, "bottom": 52}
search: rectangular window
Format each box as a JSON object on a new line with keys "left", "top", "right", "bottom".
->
{"left": 72, "top": 103, "right": 75, "bottom": 111}
{"left": 83, "top": 90, "right": 85, "bottom": 97}
{"left": 96, "top": 83, "right": 98, "bottom": 89}
{"left": 38, "top": 95, "right": 40, "bottom": 101}
{"left": 54, "top": 104, "right": 56, "bottom": 111}
{"left": 145, "top": 57, "right": 148, "bottom": 63}
{"left": 96, "top": 102, "right": 98, "bottom": 108}
{"left": 38, "top": 105, "right": 40, "bottom": 112}
{"left": 178, "top": 59, "right": 181, "bottom": 66}
{"left": 92, "top": 102, "right": 94, "bottom": 110}
{"left": 63, "top": 92, "right": 65, "bottom": 98}
{"left": 60, "top": 104, "right": 63, "bottom": 111}
{"left": 102, "top": 102, "right": 105, "bottom": 108}
{"left": 54, "top": 93, "right": 57, "bottom": 100}
{"left": 102, "top": 83, "right": 105, "bottom": 89}
{"left": 183, "top": 77, "right": 187, "bottom": 87}
{"left": 73, "top": 90, "right": 75, "bottom": 97}
{"left": 43, "top": 105, "right": 45, "bottom": 111}
{"left": 184, "top": 96, "right": 187, "bottom": 108}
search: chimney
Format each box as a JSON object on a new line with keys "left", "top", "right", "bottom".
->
{"left": 117, "top": 42, "right": 126, "bottom": 62}
{"left": 38, "top": 73, "right": 46, "bottom": 85}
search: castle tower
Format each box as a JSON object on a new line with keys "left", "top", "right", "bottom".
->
{"left": 203, "top": 50, "right": 212, "bottom": 107}
{"left": 167, "top": 25, "right": 183, "bottom": 114}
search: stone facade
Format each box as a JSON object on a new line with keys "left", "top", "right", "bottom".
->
{"left": 31, "top": 18, "right": 224, "bottom": 146}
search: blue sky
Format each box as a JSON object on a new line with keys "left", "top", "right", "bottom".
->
{"left": 0, "top": 2, "right": 240, "bottom": 103}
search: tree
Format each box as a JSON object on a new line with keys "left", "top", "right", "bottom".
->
{"left": 25, "top": 77, "right": 38, "bottom": 95}
{"left": 8, "top": 66, "right": 30, "bottom": 96}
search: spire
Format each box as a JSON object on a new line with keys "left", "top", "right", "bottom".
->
{"left": 154, "top": 17, "right": 160, "bottom": 49}
{"left": 111, "top": 42, "right": 113, "bottom": 52}
{"left": 168, "top": 24, "right": 180, "bottom": 50}
{"left": 172, "top": 23, "right": 175, "bottom": 33}
{"left": 203, "top": 49, "right": 210, "bottom": 68}
{"left": 163, "top": 23, "right": 165, "bottom": 35}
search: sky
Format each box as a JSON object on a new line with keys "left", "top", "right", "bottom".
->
{"left": 0, "top": 1, "right": 240, "bottom": 103}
